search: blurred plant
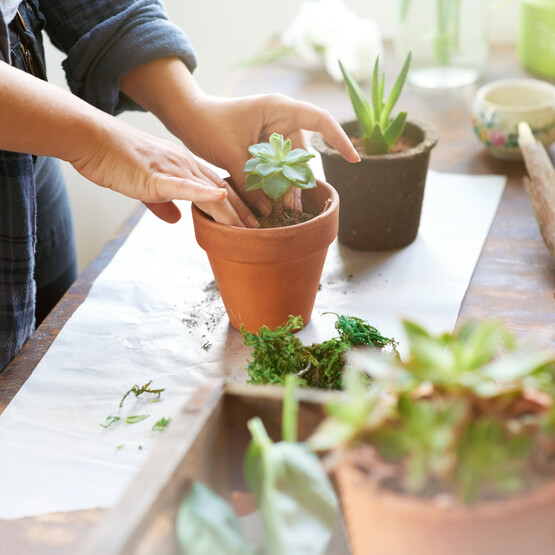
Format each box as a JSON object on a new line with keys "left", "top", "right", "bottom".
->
{"left": 400, "top": 0, "right": 461, "bottom": 66}
{"left": 340, "top": 51, "right": 411, "bottom": 155}
{"left": 243, "top": 0, "right": 383, "bottom": 83}
{"left": 310, "top": 319, "right": 555, "bottom": 504}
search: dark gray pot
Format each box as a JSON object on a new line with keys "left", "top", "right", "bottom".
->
{"left": 312, "top": 118, "right": 438, "bottom": 251}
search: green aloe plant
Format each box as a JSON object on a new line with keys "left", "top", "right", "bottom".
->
{"left": 243, "top": 132, "right": 316, "bottom": 219}
{"left": 309, "top": 318, "right": 555, "bottom": 504}
{"left": 339, "top": 52, "right": 411, "bottom": 155}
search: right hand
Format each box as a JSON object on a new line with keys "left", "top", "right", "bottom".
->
{"left": 70, "top": 118, "right": 258, "bottom": 227}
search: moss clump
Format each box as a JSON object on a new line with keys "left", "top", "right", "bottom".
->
{"left": 241, "top": 314, "right": 398, "bottom": 390}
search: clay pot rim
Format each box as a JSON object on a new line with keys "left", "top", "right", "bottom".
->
{"left": 338, "top": 460, "right": 555, "bottom": 520}
{"left": 311, "top": 117, "right": 439, "bottom": 161}
{"left": 191, "top": 178, "right": 339, "bottom": 238}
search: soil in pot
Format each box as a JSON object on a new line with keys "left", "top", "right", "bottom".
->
{"left": 312, "top": 119, "right": 438, "bottom": 251}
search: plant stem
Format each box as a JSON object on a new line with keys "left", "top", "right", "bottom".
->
{"left": 282, "top": 375, "right": 299, "bottom": 443}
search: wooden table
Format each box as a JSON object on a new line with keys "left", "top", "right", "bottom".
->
{"left": 1, "top": 42, "right": 554, "bottom": 552}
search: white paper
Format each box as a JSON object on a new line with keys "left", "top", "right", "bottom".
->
{"left": 0, "top": 170, "right": 505, "bottom": 519}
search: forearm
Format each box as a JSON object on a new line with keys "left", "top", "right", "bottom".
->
{"left": 120, "top": 56, "right": 202, "bottom": 141}
{"left": 0, "top": 61, "right": 110, "bottom": 163}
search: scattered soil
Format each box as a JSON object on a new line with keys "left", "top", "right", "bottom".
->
{"left": 181, "top": 280, "right": 226, "bottom": 343}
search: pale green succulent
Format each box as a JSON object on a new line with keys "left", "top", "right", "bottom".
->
{"left": 243, "top": 133, "right": 316, "bottom": 201}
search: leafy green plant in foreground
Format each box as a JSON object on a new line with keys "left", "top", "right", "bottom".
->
{"left": 242, "top": 314, "right": 397, "bottom": 389}
{"left": 339, "top": 51, "right": 411, "bottom": 155}
{"left": 176, "top": 376, "right": 338, "bottom": 555}
{"left": 310, "top": 319, "right": 555, "bottom": 504}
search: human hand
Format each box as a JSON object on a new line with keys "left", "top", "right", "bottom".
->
{"left": 178, "top": 93, "right": 360, "bottom": 216}
{"left": 70, "top": 118, "right": 258, "bottom": 227}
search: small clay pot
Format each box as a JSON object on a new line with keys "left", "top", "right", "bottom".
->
{"left": 192, "top": 180, "right": 339, "bottom": 333}
{"left": 335, "top": 458, "right": 555, "bottom": 555}
{"left": 311, "top": 118, "right": 438, "bottom": 251}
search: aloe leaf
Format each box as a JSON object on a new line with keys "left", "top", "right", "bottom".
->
{"left": 244, "top": 173, "right": 264, "bottom": 192}
{"left": 381, "top": 51, "right": 411, "bottom": 128}
{"left": 338, "top": 59, "right": 374, "bottom": 136}
{"left": 176, "top": 482, "right": 255, "bottom": 555}
{"left": 371, "top": 56, "right": 382, "bottom": 123}
{"left": 384, "top": 111, "right": 407, "bottom": 149}
{"left": 370, "top": 124, "right": 390, "bottom": 155}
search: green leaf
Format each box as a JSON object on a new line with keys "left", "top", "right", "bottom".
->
{"left": 285, "top": 149, "right": 315, "bottom": 164}
{"left": 384, "top": 111, "right": 407, "bottom": 149}
{"left": 244, "top": 173, "right": 263, "bottom": 192}
{"left": 176, "top": 482, "right": 255, "bottom": 555}
{"left": 338, "top": 59, "right": 374, "bottom": 136}
{"left": 125, "top": 414, "right": 149, "bottom": 424}
{"left": 257, "top": 162, "right": 283, "bottom": 178}
{"left": 243, "top": 158, "right": 262, "bottom": 174}
{"left": 270, "top": 133, "right": 285, "bottom": 157}
{"left": 371, "top": 56, "right": 382, "bottom": 124}
{"left": 381, "top": 51, "right": 411, "bottom": 128}
{"left": 100, "top": 415, "right": 121, "bottom": 429}
{"left": 261, "top": 174, "right": 292, "bottom": 200}
{"left": 152, "top": 417, "right": 172, "bottom": 432}
{"left": 370, "top": 124, "right": 390, "bottom": 155}
{"left": 282, "top": 163, "right": 313, "bottom": 184}
{"left": 244, "top": 417, "right": 338, "bottom": 555}
{"left": 248, "top": 142, "right": 275, "bottom": 160}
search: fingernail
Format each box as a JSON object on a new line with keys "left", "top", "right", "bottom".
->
{"left": 247, "top": 213, "right": 260, "bottom": 228}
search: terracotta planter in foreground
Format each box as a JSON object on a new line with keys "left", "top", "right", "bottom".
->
{"left": 312, "top": 118, "right": 438, "bottom": 251}
{"left": 192, "top": 180, "right": 339, "bottom": 333}
{"left": 335, "top": 459, "right": 555, "bottom": 555}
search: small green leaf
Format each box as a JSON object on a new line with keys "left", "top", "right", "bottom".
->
{"left": 248, "top": 142, "right": 274, "bottom": 160}
{"left": 261, "top": 174, "right": 292, "bottom": 200}
{"left": 282, "top": 163, "right": 313, "bottom": 184}
{"left": 243, "top": 158, "right": 262, "bottom": 174}
{"left": 370, "top": 124, "right": 390, "bottom": 155}
{"left": 381, "top": 51, "right": 411, "bottom": 128}
{"left": 284, "top": 149, "right": 315, "bottom": 164}
{"left": 244, "top": 173, "right": 263, "bottom": 192}
{"left": 152, "top": 417, "right": 172, "bottom": 432}
{"left": 257, "top": 162, "right": 283, "bottom": 178}
{"left": 125, "top": 414, "right": 150, "bottom": 424}
{"left": 100, "top": 415, "right": 121, "bottom": 428}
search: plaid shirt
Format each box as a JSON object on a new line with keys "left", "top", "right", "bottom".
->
{"left": 0, "top": 0, "right": 196, "bottom": 370}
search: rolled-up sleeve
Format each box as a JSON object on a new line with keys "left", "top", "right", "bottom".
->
{"left": 41, "top": 0, "right": 197, "bottom": 115}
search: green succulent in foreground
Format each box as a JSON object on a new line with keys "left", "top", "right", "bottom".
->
{"left": 243, "top": 132, "right": 316, "bottom": 201}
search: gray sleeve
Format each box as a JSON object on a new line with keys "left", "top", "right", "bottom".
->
{"left": 42, "top": 0, "right": 197, "bottom": 115}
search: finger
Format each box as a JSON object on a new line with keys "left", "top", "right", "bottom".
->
{"left": 144, "top": 201, "right": 182, "bottom": 223}
{"left": 284, "top": 129, "right": 306, "bottom": 212}
{"left": 224, "top": 183, "right": 260, "bottom": 228}
{"left": 195, "top": 197, "right": 246, "bottom": 228}
{"left": 155, "top": 175, "right": 228, "bottom": 203}
{"left": 275, "top": 97, "right": 360, "bottom": 163}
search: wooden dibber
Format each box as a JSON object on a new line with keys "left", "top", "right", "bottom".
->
{"left": 518, "top": 122, "right": 555, "bottom": 259}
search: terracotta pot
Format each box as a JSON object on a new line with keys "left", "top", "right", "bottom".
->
{"left": 311, "top": 118, "right": 438, "bottom": 251}
{"left": 192, "top": 180, "right": 339, "bottom": 333}
{"left": 335, "top": 459, "right": 555, "bottom": 555}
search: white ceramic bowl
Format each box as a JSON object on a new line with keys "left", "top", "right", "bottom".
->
{"left": 471, "top": 78, "right": 555, "bottom": 160}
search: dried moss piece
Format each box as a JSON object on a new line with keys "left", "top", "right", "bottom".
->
{"left": 242, "top": 314, "right": 397, "bottom": 390}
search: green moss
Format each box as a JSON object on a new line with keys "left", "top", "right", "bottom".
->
{"left": 242, "top": 314, "right": 397, "bottom": 390}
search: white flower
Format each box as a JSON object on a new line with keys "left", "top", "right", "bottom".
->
{"left": 280, "top": 0, "right": 383, "bottom": 82}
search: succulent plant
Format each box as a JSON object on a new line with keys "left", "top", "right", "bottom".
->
{"left": 309, "top": 318, "right": 555, "bottom": 504}
{"left": 340, "top": 51, "right": 411, "bottom": 155}
{"left": 243, "top": 132, "right": 316, "bottom": 201}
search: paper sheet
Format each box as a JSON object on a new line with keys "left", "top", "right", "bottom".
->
{"left": 0, "top": 170, "right": 505, "bottom": 519}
